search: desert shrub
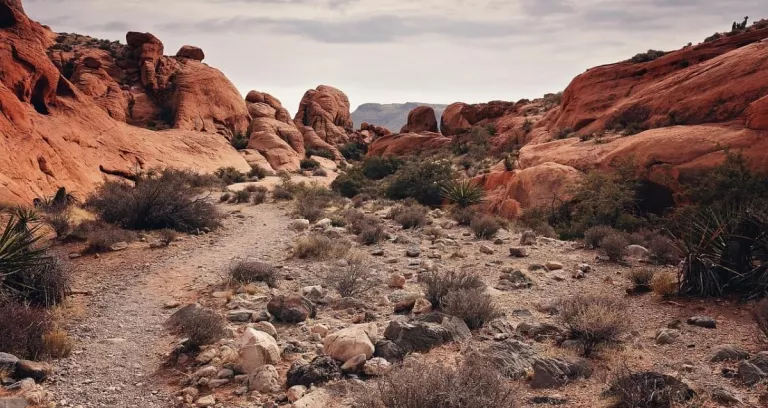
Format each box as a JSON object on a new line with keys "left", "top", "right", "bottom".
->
{"left": 86, "top": 168, "right": 222, "bottom": 232}
{"left": 353, "top": 360, "right": 516, "bottom": 408}
{"left": 84, "top": 226, "right": 135, "bottom": 254}
{"left": 158, "top": 229, "right": 177, "bottom": 246}
{"left": 220, "top": 192, "right": 232, "bottom": 202}
{"left": 684, "top": 152, "right": 768, "bottom": 211}
{"left": 351, "top": 194, "right": 373, "bottom": 208}
{"left": 4, "top": 257, "right": 72, "bottom": 307}
{"left": 600, "top": 233, "right": 629, "bottom": 262}
{"left": 42, "top": 329, "right": 73, "bottom": 358}
{"left": 421, "top": 270, "right": 485, "bottom": 306}
{"left": 651, "top": 271, "right": 678, "bottom": 297}
{"left": 517, "top": 206, "right": 555, "bottom": 236}
{"left": 331, "top": 168, "right": 371, "bottom": 198}
{"left": 215, "top": 167, "right": 247, "bottom": 185}
{"left": 362, "top": 156, "right": 402, "bottom": 180}
{"left": 325, "top": 252, "right": 378, "bottom": 297}
{"left": 604, "top": 367, "right": 695, "bottom": 408}
{"left": 630, "top": 49, "right": 666, "bottom": 63}
{"left": 555, "top": 127, "right": 574, "bottom": 139}
{"left": 704, "top": 32, "right": 722, "bottom": 43}
{"left": 627, "top": 268, "right": 655, "bottom": 292}
{"left": 451, "top": 207, "right": 477, "bottom": 226}
{"left": 313, "top": 168, "right": 328, "bottom": 177}
{"left": 231, "top": 133, "right": 249, "bottom": 150}
{"left": 647, "top": 234, "right": 678, "bottom": 265}
{"left": 441, "top": 179, "right": 486, "bottom": 208}
{"left": 34, "top": 187, "right": 77, "bottom": 213}
{"left": 251, "top": 187, "right": 268, "bottom": 204}
{"left": 229, "top": 260, "right": 279, "bottom": 288}
{"left": 232, "top": 190, "right": 251, "bottom": 204}
{"left": 272, "top": 185, "right": 294, "bottom": 201}
{"left": 442, "top": 288, "right": 502, "bottom": 330}
{"left": 342, "top": 209, "right": 367, "bottom": 232}
{"left": 294, "top": 187, "right": 336, "bottom": 222}
{"left": 168, "top": 306, "right": 226, "bottom": 348}
{"left": 248, "top": 166, "right": 269, "bottom": 180}
{"left": 300, "top": 158, "right": 320, "bottom": 170}
{"left": 339, "top": 141, "right": 367, "bottom": 161}
{"left": 557, "top": 295, "right": 630, "bottom": 357}
{"left": 305, "top": 147, "right": 335, "bottom": 160}
{"left": 0, "top": 302, "right": 51, "bottom": 359}
{"left": 358, "top": 224, "right": 386, "bottom": 246}
{"left": 389, "top": 202, "right": 428, "bottom": 229}
{"left": 422, "top": 225, "right": 445, "bottom": 239}
{"left": 470, "top": 215, "right": 501, "bottom": 240}
{"left": 584, "top": 225, "right": 616, "bottom": 248}
{"left": 293, "top": 233, "right": 351, "bottom": 260}
{"left": 385, "top": 159, "right": 454, "bottom": 206}
{"left": 45, "top": 211, "right": 73, "bottom": 239}
{"left": 753, "top": 299, "right": 768, "bottom": 342}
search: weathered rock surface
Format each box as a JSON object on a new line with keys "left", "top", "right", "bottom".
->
{"left": 383, "top": 313, "right": 471, "bottom": 353}
{"left": 267, "top": 295, "right": 316, "bottom": 323}
{"left": 400, "top": 106, "right": 439, "bottom": 133}
{"left": 286, "top": 356, "right": 341, "bottom": 388}
{"left": 323, "top": 323, "right": 378, "bottom": 363}
{"left": 236, "top": 328, "right": 281, "bottom": 373}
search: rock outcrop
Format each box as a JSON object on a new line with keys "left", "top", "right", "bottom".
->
{"left": 0, "top": 0, "right": 250, "bottom": 203}
{"left": 400, "top": 106, "right": 439, "bottom": 133}
{"left": 368, "top": 132, "right": 451, "bottom": 157}
{"left": 294, "top": 85, "right": 354, "bottom": 145}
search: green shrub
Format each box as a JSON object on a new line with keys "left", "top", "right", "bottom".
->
{"left": 231, "top": 133, "right": 249, "bottom": 150}
{"left": 248, "top": 166, "right": 268, "bottom": 180}
{"left": 362, "top": 156, "right": 402, "bottom": 180}
{"left": 215, "top": 167, "right": 247, "bottom": 185}
{"left": 555, "top": 127, "right": 574, "bottom": 140}
{"left": 312, "top": 168, "right": 328, "bottom": 177}
{"left": 421, "top": 270, "right": 485, "bottom": 307}
{"left": 331, "top": 168, "right": 370, "bottom": 198}
{"left": 600, "top": 233, "right": 629, "bottom": 262}
{"left": 386, "top": 159, "right": 454, "bottom": 206}
{"left": 300, "top": 158, "right": 320, "bottom": 170}
{"left": 305, "top": 147, "right": 335, "bottom": 160}
{"left": 471, "top": 215, "right": 501, "bottom": 240}
{"left": 87, "top": 169, "right": 222, "bottom": 232}
{"left": 339, "top": 142, "right": 367, "bottom": 161}
{"left": 441, "top": 179, "right": 486, "bottom": 208}
{"left": 630, "top": 49, "right": 666, "bottom": 63}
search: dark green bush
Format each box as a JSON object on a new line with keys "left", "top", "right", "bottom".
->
{"left": 305, "top": 147, "right": 335, "bottom": 160}
{"left": 331, "top": 168, "right": 370, "bottom": 198}
{"left": 385, "top": 159, "right": 454, "bottom": 206}
{"left": 231, "top": 133, "right": 249, "bottom": 150}
{"left": 215, "top": 167, "right": 247, "bottom": 185}
{"left": 339, "top": 142, "right": 367, "bottom": 161}
{"left": 362, "top": 156, "right": 402, "bottom": 180}
{"left": 630, "top": 49, "right": 666, "bottom": 63}
{"left": 300, "top": 158, "right": 320, "bottom": 170}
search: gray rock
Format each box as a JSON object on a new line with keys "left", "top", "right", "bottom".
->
{"left": 480, "top": 339, "right": 538, "bottom": 379}
{"left": 110, "top": 241, "right": 129, "bottom": 251}
{"left": 520, "top": 230, "right": 537, "bottom": 246}
{"left": 626, "top": 244, "right": 650, "bottom": 258}
{"left": 737, "top": 361, "right": 766, "bottom": 386}
{"left": 340, "top": 354, "right": 367, "bottom": 374}
{"left": 655, "top": 328, "right": 680, "bottom": 345}
{"left": 496, "top": 269, "right": 534, "bottom": 290}
{"left": 371, "top": 249, "right": 385, "bottom": 256}
{"left": 405, "top": 248, "right": 421, "bottom": 258}
{"left": 227, "top": 309, "right": 254, "bottom": 323}
{"left": 711, "top": 345, "right": 750, "bottom": 362}
{"left": 516, "top": 322, "right": 563, "bottom": 338}
{"left": 374, "top": 340, "right": 406, "bottom": 363}
{"left": 13, "top": 360, "right": 51, "bottom": 382}
{"left": 531, "top": 357, "right": 592, "bottom": 389}
{"left": 710, "top": 386, "right": 742, "bottom": 405}
{"left": 687, "top": 316, "right": 716, "bottom": 329}
{"left": 384, "top": 313, "right": 471, "bottom": 353}
{"left": 509, "top": 247, "right": 529, "bottom": 258}
{"left": 248, "top": 364, "right": 281, "bottom": 393}
{"left": 0, "top": 352, "right": 19, "bottom": 374}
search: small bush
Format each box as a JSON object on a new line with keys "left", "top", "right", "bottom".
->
{"left": 451, "top": 207, "right": 477, "bottom": 226}
{"left": 313, "top": 168, "right": 328, "bottom": 177}
{"left": 229, "top": 260, "right": 279, "bottom": 288}
{"left": 421, "top": 270, "right": 485, "bottom": 307}
{"left": 45, "top": 211, "right": 73, "bottom": 239}
{"left": 331, "top": 168, "right": 371, "bottom": 198}
{"left": 470, "top": 215, "right": 501, "bottom": 240}
{"left": 273, "top": 185, "right": 294, "bottom": 201}
{"left": 42, "top": 329, "right": 73, "bottom": 358}
{"left": 6, "top": 257, "right": 72, "bottom": 307}
{"left": 169, "top": 306, "right": 226, "bottom": 348}
{"left": 339, "top": 142, "right": 367, "bottom": 161}
{"left": 651, "top": 271, "right": 677, "bottom": 297}
{"left": 753, "top": 299, "right": 768, "bottom": 342}
{"left": 604, "top": 368, "right": 695, "bottom": 408}
{"left": 342, "top": 209, "right": 367, "bottom": 233}
{"left": 85, "top": 227, "right": 135, "bottom": 254}
{"left": 584, "top": 225, "right": 616, "bottom": 248}
{"left": 300, "top": 158, "right": 320, "bottom": 170}
{"left": 647, "top": 234, "right": 678, "bottom": 265}
{"left": 358, "top": 224, "right": 386, "bottom": 246}
{"left": 600, "top": 233, "right": 629, "bottom": 262}
{"left": 441, "top": 179, "right": 486, "bottom": 208}
{"left": 557, "top": 295, "right": 631, "bottom": 357}
{"left": 86, "top": 168, "right": 222, "bottom": 232}
{"left": 0, "top": 302, "right": 51, "bottom": 359}
{"left": 423, "top": 225, "right": 445, "bottom": 239}
{"left": 248, "top": 166, "right": 269, "bottom": 180}
{"left": 353, "top": 360, "right": 516, "bottom": 408}
{"left": 362, "top": 156, "right": 402, "bottom": 180}
{"left": 231, "top": 133, "right": 249, "bottom": 150}
{"left": 306, "top": 147, "right": 335, "bottom": 160}
{"left": 220, "top": 192, "right": 232, "bottom": 202}
{"left": 158, "top": 229, "right": 177, "bottom": 246}
{"left": 386, "top": 159, "right": 454, "bottom": 206}
{"left": 215, "top": 167, "right": 247, "bottom": 185}
{"left": 390, "top": 203, "right": 428, "bottom": 229}
{"left": 627, "top": 268, "right": 655, "bottom": 292}
{"left": 630, "top": 49, "right": 666, "bottom": 63}
{"left": 324, "top": 252, "right": 378, "bottom": 297}
{"left": 293, "top": 233, "right": 351, "bottom": 260}
{"left": 251, "top": 187, "right": 268, "bottom": 204}
{"left": 232, "top": 190, "right": 251, "bottom": 204}
{"left": 442, "top": 288, "right": 502, "bottom": 330}
{"left": 294, "top": 187, "right": 335, "bottom": 222}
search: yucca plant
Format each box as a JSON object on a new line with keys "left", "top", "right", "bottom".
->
{"left": 441, "top": 179, "right": 486, "bottom": 208}
{"left": 0, "top": 215, "right": 49, "bottom": 291}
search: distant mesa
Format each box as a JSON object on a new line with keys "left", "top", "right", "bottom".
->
{"left": 351, "top": 102, "right": 448, "bottom": 134}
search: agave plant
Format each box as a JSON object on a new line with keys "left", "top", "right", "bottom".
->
{"left": 0, "top": 215, "right": 48, "bottom": 293}
{"left": 441, "top": 179, "right": 486, "bottom": 208}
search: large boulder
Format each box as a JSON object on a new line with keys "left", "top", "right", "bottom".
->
{"left": 176, "top": 45, "right": 205, "bottom": 61}
{"left": 267, "top": 295, "right": 316, "bottom": 323}
{"left": 367, "top": 132, "right": 451, "bottom": 157}
{"left": 294, "top": 85, "right": 354, "bottom": 145}
{"left": 440, "top": 101, "right": 516, "bottom": 136}
{"left": 400, "top": 106, "right": 438, "bottom": 133}
{"left": 323, "top": 323, "right": 378, "bottom": 363}
{"left": 383, "top": 313, "right": 471, "bottom": 353}
{"left": 530, "top": 357, "right": 592, "bottom": 389}
{"left": 236, "top": 328, "right": 281, "bottom": 373}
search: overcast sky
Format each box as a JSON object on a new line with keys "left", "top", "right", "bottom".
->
{"left": 24, "top": 0, "right": 764, "bottom": 115}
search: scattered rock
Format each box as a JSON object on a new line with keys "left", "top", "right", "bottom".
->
{"left": 710, "top": 386, "right": 742, "bottom": 405}
{"left": 340, "top": 354, "right": 367, "bottom": 374}
{"left": 300, "top": 286, "right": 325, "bottom": 302}
{"left": 577, "top": 264, "right": 592, "bottom": 273}
{"left": 252, "top": 321, "right": 278, "bottom": 339}
{"left": 687, "top": 316, "right": 716, "bottom": 329}
{"left": 163, "top": 300, "right": 181, "bottom": 309}
{"left": 388, "top": 273, "right": 406, "bottom": 289}
{"left": 292, "top": 389, "right": 331, "bottom": 408}
{"left": 479, "top": 339, "right": 537, "bottom": 379}
{"left": 412, "top": 298, "right": 433, "bottom": 315}
{"left": 110, "top": 241, "right": 129, "bottom": 251}
{"left": 384, "top": 313, "right": 471, "bottom": 353}
{"left": 363, "top": 357, "right": 392, "bottom": 376}
{"left": 267, "top": 295, "right": 316, "bottom": 323}
{"left": 13, "top": 360, "right": 51, "bottom": 382}
{"left": 655, "top": 329, "right": 680, "bottom": 345}
{"left": 520, "top": 231, "right": 537, "bottom": 245}
{"left": 497, "top": 269, "right": 534, "bottom": 290}
{"left": 311, "top": 324, "right": 329, "bottom": 338}
{"left": 405, "top": 248, "right": 421, "bottom": 258}
{"left": 545, "top": 261, "right": 563, "bottom": 271}
{"left": 227, "top": 309, "right": 254, "bottom": 323}
{"left": 530, "top": 395, "right": 568, "bottom": 405}
{"left": 323, "top": 323, "right": 378, "bottom": 363}
{"left": 626, "top": 245, "right": 650, "bottom": 259}
{"left": 530, "top": 357, "right": 592, "bottom": 389}
{"left": 711, "top": 345, "right": 750, "bottom": 362}
{"left": 0, "top": 398, "right": 27, "bottom": 408}
{"left": 248, "top": 364, "right": 281, "bottom": 393}
{"left": 509, "top": 247, "right": 529, "bottom": 258}
{"left": 236, "top": 328, "right": 281, "bottom": 374}
{"left": 738, "top": 361, "right": 766, "bottom": 385}
{"left": 286, "top": 356, "right": 342, "bottom": 387}
{"left": 0, "top": 352, "right": 19, "bottom": 374}
{"left": 195, "top": 395, "right": 216, "bottom": 407}
{"left": 287, "top": 385, "right": 307, "bottom": 403}
{"left": 290, "top": 219, "right": 311, "bottom": 231}
{"left": 371, "top": 248, "right": 385, "bottom": 256}
{"left": 516, "top": 322, "right": 563, "bottom": 339}
{"left": 374, "top": 340, "right": 406, "bottom": 363}
{"left": 479, "top": 245, "right": 494, "bottom": 255}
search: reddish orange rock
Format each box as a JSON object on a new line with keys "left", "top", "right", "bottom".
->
{"left": 175, "top": 45, "right": 204, "bottom": 61}
{"left": 400, "top": 106, "right": 438, "bottom": 133}
{"left": 367, "top": 132, "right": 451, "bottom": 157}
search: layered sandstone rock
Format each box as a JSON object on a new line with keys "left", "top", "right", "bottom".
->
{"left": 368, "top": 133, "right": 451, "bottom": 157}
{"left": 400, "top": 106, "right": 438, "bottom": 133}
{"left": 440, "top": 101, "right": 517, "bottom": 136}
{"left": 294, "top": 85, "right": 354, "bottom": 145}
{"left": 0, "top": 0, "right": 249, "bottom": 203}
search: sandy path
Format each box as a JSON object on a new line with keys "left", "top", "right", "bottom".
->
{"left": 48, "top": 203, "right": 292, "bottom": 408}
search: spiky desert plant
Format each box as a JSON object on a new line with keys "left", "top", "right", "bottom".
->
{"left": 441, "top": 179, "right": 486, "bottom": 208}
{"left": 0, "top": 215, "right": 49, "bottom": 295}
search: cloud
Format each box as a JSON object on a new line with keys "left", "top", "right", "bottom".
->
{"left": 519, "top": 0, "right": 574, "bottom": 17}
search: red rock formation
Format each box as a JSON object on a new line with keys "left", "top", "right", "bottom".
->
{"left": 0, "top": 0, "right": 249, "bottom": 203}
{"left": 359, "top": 122, "right": 391, "bottom": 143}
{"left": 440, "top": 101, "right": 516, "bottom": 136}
{"left": 294, "top": 85, "right": 354, "bottom": 145}
{"left": 367, "top": 132, "right": 451, "bottom": 157}
{"left": 176, "top": 45, "right": 204, "bottom": 61}
{"left": 400, "top": 106, "right": 438, "bottom": 133}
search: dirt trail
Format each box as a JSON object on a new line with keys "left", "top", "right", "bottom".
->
{"left": 49, "top": 203, "right": 292, "bottom": 408}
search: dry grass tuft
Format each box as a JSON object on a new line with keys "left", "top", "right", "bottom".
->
{"left": 324, "top": 252, "right": 379, "bottom": 297}
{"left": 442, "top": 288, "right": 502, "bottom": 329}
{"left": 650, "top": 271, "right": 678, "bottom": 297}
{"left": 229, "top": 260, "right": 279, "bottom": 288}
{"left": 600, "top": 233, "right": 629, "bottom": 262}
{"left": 42, "top": 329, "right": 73, "bottom": 358}
{"left": 470, "top": 215, "right": 501, "bottom": 240}
{"left": 293, "top": 233, "right": 351, "bottom": 260}
{"left": 557, "top": 295, "right": 631, "bottom": 357}
{"left": 421, "top": 270, "right": 485, "bottom": 307}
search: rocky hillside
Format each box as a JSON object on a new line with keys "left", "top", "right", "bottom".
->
{"left": 351, "top": 103, "right": 447, "bottom": 133}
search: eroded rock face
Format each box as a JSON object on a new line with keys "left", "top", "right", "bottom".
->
{"left": 0, "top": 0, "right": 251, "bottom": 204}
{"left": 367, "top": 132, "right": 451, "bottom": 157}
{"left": 440, "top": 101, "right": 516, "bottom": 136}
{"left": 401, "top": 106, "right": 438, "bottom": 133}
{"left": 294, "top": 85, "right": 354, "bottom": 145}
{"left": 383, "top": 313, "right": 471, "bottom": 353}
{"left": 176, "top": 45, "right": 204, "bottom": 61}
